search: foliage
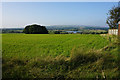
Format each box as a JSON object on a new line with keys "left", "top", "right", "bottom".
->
{"left": 106, "top": 6, "right": 120, "bottom": 29}
{"left": 23, "top": 24, "right": 48, "bottom": 34}
{"left": 54, "top": 31, "right": 61, "bottom": 34}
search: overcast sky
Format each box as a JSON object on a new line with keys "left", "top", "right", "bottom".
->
{"left": 2, "top": 2, "right": 118, "bottom": 28}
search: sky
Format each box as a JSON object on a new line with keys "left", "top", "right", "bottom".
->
{"left": 2, "top": 2, "right": 118, "bottom": 28}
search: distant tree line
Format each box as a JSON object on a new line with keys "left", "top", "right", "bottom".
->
{"left": 2, "top": 29, "right": 107, "bottom": 34}
{"left": 2, "top": 24, "right": 108, "bottom": 34}
{"left": 2, "top": 29, "right": 23, "bottom": 33}
{"left": 48, "top": 30, "right": 107, "bottom": 34}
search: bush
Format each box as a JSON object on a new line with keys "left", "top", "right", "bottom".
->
{"left": 23, "top": 24, "right": 48, "bottom": 34}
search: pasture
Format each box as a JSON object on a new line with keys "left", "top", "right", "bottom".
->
{"left": 2, "top": 34, "right": 109, "bottom": 58}
{"left": 2, "top": 34, "right": 119, "bottom": 78}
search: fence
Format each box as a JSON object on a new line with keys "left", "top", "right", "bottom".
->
{"left": 108, "top": 29, "right": 118, "bottom": 35}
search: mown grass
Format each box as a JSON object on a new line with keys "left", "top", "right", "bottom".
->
{"left": 2, "top": 34, "right": 119, "bottom": 79}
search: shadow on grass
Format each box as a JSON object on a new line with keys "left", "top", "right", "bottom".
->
{"left": 2, "top": 47, "right": 119, "bottom": 79}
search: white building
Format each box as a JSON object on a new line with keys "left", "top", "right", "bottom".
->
{"left": 108, "top": 21, "right": 120, "bottom": 35}
{"left": 108, "top": 29, "right": 118, "bottom": 35}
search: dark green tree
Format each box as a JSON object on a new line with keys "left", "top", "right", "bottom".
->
{"left": 23, "top": 24, "right": 48, "bottom": 34}
{"left": 54, "top": 31, "right": 61, "bottom": 34}
{"left": 106, "top": 6, "right": 120, "bottom": 29}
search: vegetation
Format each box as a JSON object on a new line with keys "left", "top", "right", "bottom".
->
{"left": 106, "top": 6, "right": 120, "bottom": 29}
{"left": 2, "top": 28, "right": 23, "bottom": 33}
{"left": 2, "top": 2, "right": 120, "bottom": 79}
{"left": 2, "top": 34, "right": 109, "bottom": 58}
{"left": 2, "top": 34, "right": 119, "bottom": 79}
{"left": 23, "top": 24, "right": 48, "bottom": 34}
{"left": 2, "top": 26, "right": 108, "bottom": 34}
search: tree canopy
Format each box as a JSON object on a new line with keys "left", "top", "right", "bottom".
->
{"left": 23, "top": 24, "right": 48, "bottom": 34}
{"left": 106, "top": 6, "right": 120, "bottom": 29}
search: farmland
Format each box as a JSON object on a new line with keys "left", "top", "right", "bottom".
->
{"left": 2, "top": 34, "right": 119, "bottom": 79}
{"left": 2, "top": 34, "right": 109, "bottom": 58}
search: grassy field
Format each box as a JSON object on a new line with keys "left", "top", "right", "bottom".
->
{"left": 2, "top": 34, "right": 119, "bottom": 79}
{"left": 2, "top": 34, "right": 109, "bottom": 58}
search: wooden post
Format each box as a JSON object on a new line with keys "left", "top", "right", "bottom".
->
{"left": 118, "top": 21, "right": 120, "bottom": 36}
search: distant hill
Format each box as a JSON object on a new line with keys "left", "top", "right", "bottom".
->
{"left": 1, "top": 25, "right": 109, "bottom": 33}
{"left": 1, "top": 25, "right": 109, "bottom": 30}
{"left": 46, "top": 25, "right": 109, "bottom": 30}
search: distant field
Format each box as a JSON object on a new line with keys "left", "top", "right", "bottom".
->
{"left": 2, "top": 34, "right": 109, "bottom": 58}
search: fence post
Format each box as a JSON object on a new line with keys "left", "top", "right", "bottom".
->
{"left": 118, "top": 21, "right": 120, "bottom": 36}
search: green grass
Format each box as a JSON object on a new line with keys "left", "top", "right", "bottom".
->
{"left": 2, "top": 34, "right": 119, "bottom": 79}
{"left": 2, "top": 34, "right": 108, "bottom": 58}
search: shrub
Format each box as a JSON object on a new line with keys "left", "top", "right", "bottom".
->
{"left": 23, "top": 24, "right": 48, "bottom": 34}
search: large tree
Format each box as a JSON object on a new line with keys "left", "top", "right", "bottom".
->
{"left": 23, "top": 24, "right": 48, "bottom": 34}
{"left": 106, "top": 6, "right": 120, "bottom": 29}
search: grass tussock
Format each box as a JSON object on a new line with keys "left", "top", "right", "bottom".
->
{"left": 2, "top": 46, "right": 119, "bottom": 79}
